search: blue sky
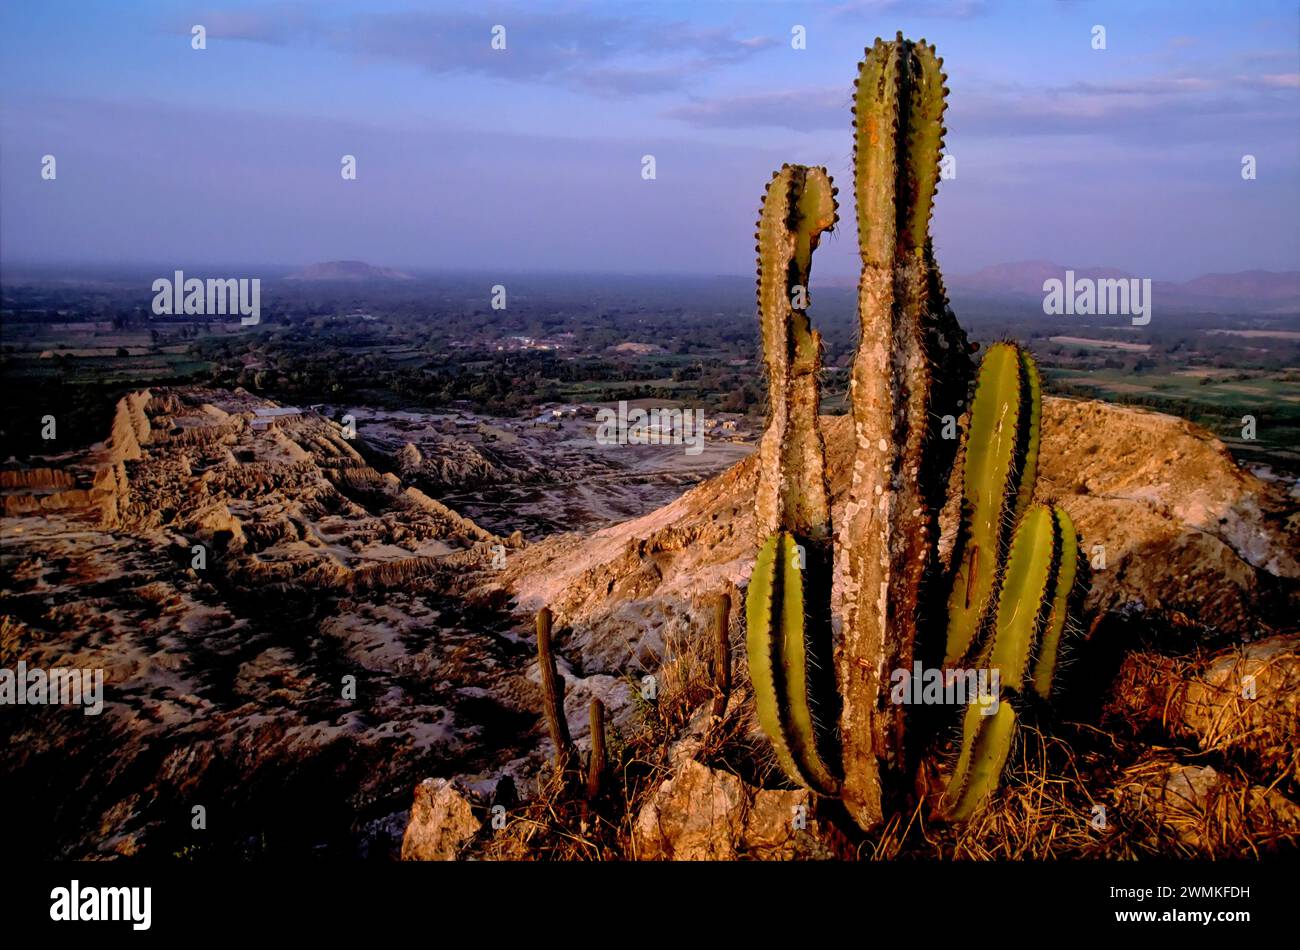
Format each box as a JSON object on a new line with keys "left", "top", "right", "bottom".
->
{"left": 1, "top": 0, "right": 1296, "bottom": 279}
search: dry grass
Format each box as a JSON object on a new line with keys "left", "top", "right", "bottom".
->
{"left": 0, "top": 614, "right": 40, "bottom": 666}
{"left": 474, "top": 606, "right": 1300, "bottom": 861}
{"left": 480, "top": 616, "right": 729, "bottom": 861}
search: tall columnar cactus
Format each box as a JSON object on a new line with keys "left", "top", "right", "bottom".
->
{"left": 743, "top": 34, "right": 1086, "bottom": 828}
{"left": 834, "top": 34, "right": 973, "bottom": 828}
{"left": 746, "top": 164, "right": 842, "bottom": 795}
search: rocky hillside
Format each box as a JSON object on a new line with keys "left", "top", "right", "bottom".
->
{"left": 504, "top": 397, "right": 1298, "bottom": 669}
{"left": 3, "top": 387, "right": 1296, "bottom": 859}
{"left": 0, "top": 388, "right": 540, "bottom": 859}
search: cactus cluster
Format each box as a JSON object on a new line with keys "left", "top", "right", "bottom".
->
{"left": 744, "top": 34, "right": 1087, "bottom": 828}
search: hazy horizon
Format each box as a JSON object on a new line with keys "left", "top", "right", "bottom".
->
{"left": 3, "top": 0, "right": 1298, "bottom": 280}
{"left": 4, "top": 257, "right": 1296, "bottom": 286}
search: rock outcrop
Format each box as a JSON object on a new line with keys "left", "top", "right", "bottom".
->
{"left": 504, "top": 398, "right": 1298, "bottom": 670}
{"left": 632, "top": 760, "right": 829, "bottom": 860}
{"left": 400, "top": 778, "right": 482, "bottom": 861}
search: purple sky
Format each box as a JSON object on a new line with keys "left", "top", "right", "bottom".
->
{"left": 1, "top": 0, "right": 1297, "bottom": 280}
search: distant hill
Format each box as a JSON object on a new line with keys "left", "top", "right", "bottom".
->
{"left": 950, "top": 260, "right": 1135, "bottom": 296}
{"left": 285, "top": 261, "right": 413, "bottom": 282}
{"left": 1179, "top": 270, "right": 1300, "bottom": 301}
{"left": 948, "top": 261, "right": 1300, "bottom": 311}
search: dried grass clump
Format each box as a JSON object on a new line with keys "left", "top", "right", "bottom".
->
{"left": 1111, "top": 755, "right": 1300, "bottom": 858}
{"left": 1107, "top": 636, "right": 1300, "bottom": 792}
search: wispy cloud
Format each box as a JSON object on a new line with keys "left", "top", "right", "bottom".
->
{"left": 830, "top": 0, "right": 989, "bottom": 19}
{"left": 169, "top": 4, "right": 777, "bottom": 95}
{"left": 666, "top": 67, "right": 1300, "bottom": 139}
{"left": 665, "top": 88, "right": 847, "bottom": 131}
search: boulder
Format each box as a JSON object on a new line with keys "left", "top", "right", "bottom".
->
{"left": 632, "top": 760, "right": 829, "bottom": 860}
{"left": 399, "top": 778, "right": 482, "bottom": 861}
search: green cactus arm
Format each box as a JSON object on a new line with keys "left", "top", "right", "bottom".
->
{"left": 1012, "top": 349, "right": 1043, "bottom": 526}
{"left": 1032, "top": 506, "right": 1079, "bottom": 699}
{"left": 988, "top": 504, "right": 1059, "bottom": 688}
{"left": 852, "top": 37, "right": 901, "bottom": 267}
{"left": 899, "top": 39, "right": 947, "bottom": 254}
{"left": 776, "top": 534, "right": 842, "bottom": 794}
{"left": 944, "top": 700, "right": 1017, "bottom": 821}
{"left": 943, "top": 342, "right": 1026, "bottom": 664}
{"left": 793, "top": 167, "right": 838, "bottom": 277}
{"left": 746, "top": 532, "right": 841, "bottom": 794}
{"left": 747, "top": 534, "right": 807, "bottom": 786}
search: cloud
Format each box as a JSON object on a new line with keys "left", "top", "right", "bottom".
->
{"left": 1241, "top": 73, "right": 1300, "bottom": 90}
{"left": 665, "top": 88, "right": 847, "bottom": 131}
{"left": 666, "top": 68, "right": 1299, "bottom": 141}
{"left": 830, "top": 0, "right": 989, "bottom": 19}
{"left": 168, "top": 4, "right": 777, "bottom": 95}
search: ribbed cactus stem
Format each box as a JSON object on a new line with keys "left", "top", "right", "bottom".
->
{"left": 943, "top": 503, "right": 1078, "bottom": 819}
{"left": 710, "top": 591, "right": 732, "bottom": 719}
{"left": 535, "top": 607, "right": 573, "bottom": 770}
{"left": 586, "top": 697, "right": 606, "bottom": 802}
{"left": 835, "top": 34, "right": 971, "bottom": 831}
{"left": 943, "top": 699, "right": 1017, "bottom": 821}
{"left": 754, "top": 163, "right": 837, "bottom": 544}
{"left": 747, "top": 532, "right": 841, "bottom": 794}
{"left": 987, "top": 504, "right": 1059, "bottom": 684}
{"left": 1032, "top": 506, "right": 1079, "bottom": 699}
{"left": 745, "top": 163, "right": 842, "bottom": 794}
{"left": 944, "top": 342, "right": 1043, "bottom": 667}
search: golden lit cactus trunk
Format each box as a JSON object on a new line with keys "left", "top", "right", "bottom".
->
{"left": 834, "top": 34, "right": 972, "bottom": 830}
{"left": 753, "top": 164, "right": 837, "bottom": 544}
